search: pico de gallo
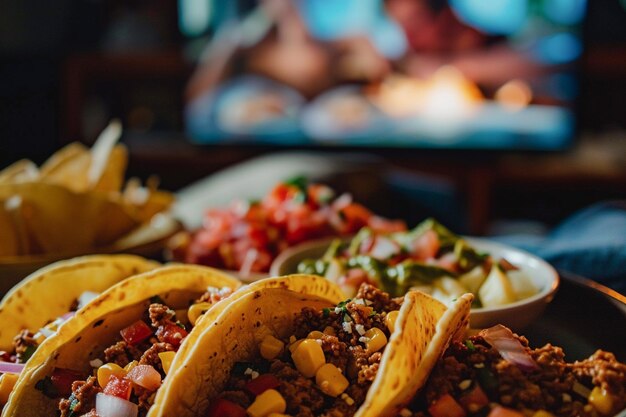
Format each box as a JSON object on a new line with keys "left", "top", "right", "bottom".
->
{"left": 208, "top": 284, "right": 401, "bottom": 417}
{"left": 401, "top": 325, "right": 626, "bottom": 417}
{"left": 0, "top": 291, "right": 99, "bottom": 407}
{"left": 33, "top": 287, "right": 233, "bottom": 417}
{"left": 297, "top": 218, "right": 538, "bottom": 308}
{"left": 169, "top": 177, "right": 405, "bottom": 275}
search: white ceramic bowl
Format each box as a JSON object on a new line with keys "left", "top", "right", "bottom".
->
{"left": 270, "top": 236, "right": 559, "bottom": 331}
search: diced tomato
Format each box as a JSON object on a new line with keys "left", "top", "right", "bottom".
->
{"left": 459, "top": 384, "right": 489, "bottom": 412}
{"left": 487, "top": 406, "right": 526, "bottom": 417}
{"left": 337, "top": 203, "right": 373, "bottom": 234}
{"left": 245, "top": 374, "right": 281, "bottom": 396}
{"left": 338, "top": 269, "right": 373, "bottom": 295}
{"left": 428, "top": 394, "right": 467, "bottom": 417}
{"left": 367, "top": 215, "right": 407, "bottom": 233}
{"left": 156, "top": 323, "right": 188, "bottom": 348}
{"left": 435, "top": 252, "right": 459, "bottom": 273}
{"left": 50, "top": 368, "right": 84, "bottom": 397}
{"left": 411, "top": 229, "right": 440, "bottom": 261}
{"left": 103, "top": 375, "right": 132, "bottom": 400}
{"left": 120, "top": 320, "right": 152, "bottom": 346}
{"left": 206, "top": 398, "right": 247, "bottom": 417}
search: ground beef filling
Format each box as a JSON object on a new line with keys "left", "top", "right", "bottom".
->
{"left": 409, "top": 334, "right": 626, "bottom": 417}
{"left": 217, "top": 284, "right": 400, "bottom": 417}
{"left": 55, "top": 302, "right": 188, "bottom": 417}
{"left": 12, "top": 329, "right": 37, "bottom": 363}
{"left": 58, "top": 376, "right": 101, "bottom": 417}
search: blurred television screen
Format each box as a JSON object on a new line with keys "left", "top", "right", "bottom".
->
{"left": 182, "top": 0, "right": 585, "bottom": 150}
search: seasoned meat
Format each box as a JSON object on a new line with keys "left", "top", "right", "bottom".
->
{"left": 139, "top": 342, "right": 176, "bottom": 371}
{"left": 148, "top": 303, "right": 176, "bottom": 328}
{"left": 104, "top": 341, "right": 143, "bottom": 367}
{"left": 12, "top": 329, "right": 37, "bottom": 362}
{"left": 58, "top": 376, "right": 100, "bottom": 417}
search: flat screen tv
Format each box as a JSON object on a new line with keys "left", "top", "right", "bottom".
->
{"left": 181, "top": 0, "right": 586, "bottom": 151}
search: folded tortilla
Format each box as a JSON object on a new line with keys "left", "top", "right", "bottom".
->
{"left": 150, "top": 285, "right": 472, "bottom": 417}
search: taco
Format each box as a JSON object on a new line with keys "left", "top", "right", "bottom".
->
{"left": 3, "top": 272, "right": 344, "bottom": 417}
{"left": 397, "top": 324, "right": 626, "bottom": 417}
{"left": 0, "top": 255, "right": 158, "bottom": 407}
{"left": 150, "top": 284, "right": 473, "bottom": 417}
{"left": 2, "top": 264, "right": 240, "bottom": 417}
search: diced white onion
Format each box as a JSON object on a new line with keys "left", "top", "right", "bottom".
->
{"left": 77, "top": 291, "right": 100, "bottom": 309}
{"left": 95, "top": 393, "right": 138, "bottom": 417}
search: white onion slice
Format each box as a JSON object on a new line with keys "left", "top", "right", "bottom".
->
{"left": 480, "top": 325, "right": 539, "bottom": 372}
{"left": 95, "top": 393, "right": 138, "bottom": 417}
{"left": 0, "top": 361, "right": 25, "bottom": 374}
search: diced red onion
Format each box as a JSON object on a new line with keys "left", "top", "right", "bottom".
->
{"left": 60, "top": 312, "right": 76, "bottom": 321}
{"left": 480, "top": 325, "right": 539, "bottom": 372}
{"left": 95, "top": 393, "right": 138, "bottom": 417}
{"left": 332, "top": 193, "right": 352, "bottom": 211}
{"left": 0, "top": 361, "right": 25, "bottom": 375}
{"left": 126, "top": 365, "right": 161, "bottom": 391}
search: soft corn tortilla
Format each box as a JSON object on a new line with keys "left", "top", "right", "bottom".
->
{"left": 149, "top": 288, "right": 335, "bottom": 417}
{"left": 149, "top": 287, "right": 472, "bottom": 417}
{"left": 0, "top": 254, "right": 159, "bottom": 352}
{"left": 3, "top": 264, "right": 241, "bottom": 417}
{"left": 357, "top": 293, "right": 473, "bottom": 417}
{"left": 154, "top": 273, "right": 346, "bottom": 404}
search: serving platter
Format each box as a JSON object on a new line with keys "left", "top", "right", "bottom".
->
{"left": 524, "top": 270, "right": 626, "bottom": 362}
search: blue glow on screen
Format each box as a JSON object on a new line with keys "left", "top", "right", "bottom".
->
{"left": 535, "top": 33, "right": 582, "bottom": 65}
{"left": 450, "top": 0, "right": 527, "bottom": 35}
{"left": 544, "top": 0, "right": 587, "bottom": 25}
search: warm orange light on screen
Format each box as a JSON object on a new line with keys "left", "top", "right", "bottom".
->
{"left": 421, "top": 66, "right": 483, "bottom": 120}
{"left": 495, "top": 79, "right": 533, "bottom": 111}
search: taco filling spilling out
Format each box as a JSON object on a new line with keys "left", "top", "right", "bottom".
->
{"left": 0, "top": 291, "right": 101, "bottom": 406}
{"left": 210, "top": 284, "right": 401, "bottom": 417}
{"left": 36, "top": 287, "right": 233, "bottom": 417}
{"left": 404, "top": 325, "right": 626, "bottom": 417}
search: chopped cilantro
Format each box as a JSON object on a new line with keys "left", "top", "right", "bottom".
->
{"left": 19, "top": 344, "right": 37, "bottom": 363}
{"left": 464, "top": 340, "right": 476, "bottom": 351}
{"left": 322, "top": 308, "right": 331, "bottom": 317}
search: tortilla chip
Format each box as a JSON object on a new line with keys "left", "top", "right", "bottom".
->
{"left": 0, "top": 160, "right": 39, "bottom": 184}
{"left": 0, "top": 254, "right": 159, "bottom": 351}
{"left": 4, "top": 265, "right": 241, "bottom": 417}
{"left": 38, "top": 141, "right": 127, "bottom": 194}
{"left": 0, "top": 183, "right": 139, "bottom": 253}
{"left": 0, "top": 203, "right": 20, "bottom": 256}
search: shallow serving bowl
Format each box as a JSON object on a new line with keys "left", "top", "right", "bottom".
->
{"left": 270, "top": 236, "right": 560, "bottom": 331}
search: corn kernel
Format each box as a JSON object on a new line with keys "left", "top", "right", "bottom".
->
{"left": 288, "top": 339, "right": 304, "bottom": 354}
{"left": 532, "top": 411, "right": 556, "bottom": 417}
{"left": 385, "top": 311, "right": 399, "bottom": 334}
{"left": 247, "top": 389, "right": 286, "bottom": 417}
{"left": 589, "top": 386, "right": 614, "bottom": 415}
{"left": 0, "top": 373, "right": 18, "bottom": 404}
{"left": 307, "top": 331, "right": 324, "bottom": 340}
{"left": 363, "top": 328, "right": 387, "bottom": 353}
{"left": 124, "top": 360, "right": 138, "bottom": 373}
{"left": 323, "top": 326, "right": 336, "bottom": 336}
{"left": 97, "top": 363, "right": 126, "bottom": 387}
{"left": 315, "top": 363, "right": 349, "bottom": 397}
{"left": 187, "top": 302, "right": 213, "bottom": 326}
{"left": 260, "top": 335, "right": 284, "bottom": 360}
{"left": 158, "top": 351, "right": 176, "bottom": 374}
{"left": 291, "top": 339, "right": 326, "bottom": 378}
